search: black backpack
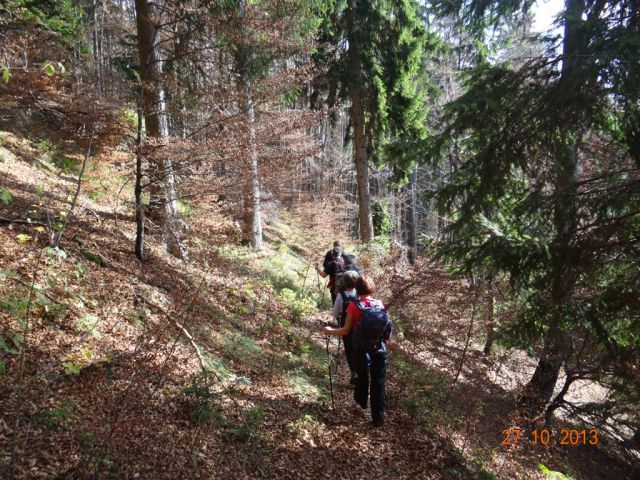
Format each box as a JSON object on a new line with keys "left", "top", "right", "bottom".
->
{"left": 351, "top": 300, "right": 391, "bottom": 352}
{"left": 334, "top": 264, "right": 360, "bottom": 292}
{"left": 339, "top": 291, "right": 357, "bottom": 327}
{"left": 329, "top": 257, "right": 345, "bottom": 289}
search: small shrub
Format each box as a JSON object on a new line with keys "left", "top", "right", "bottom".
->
{"left": 537, "top": 464, "right": 575, "bottom": 480}
{"left": 176, "top": 199, "right": 195, "bottom": 217}
{"left": 181, "top": 375, "right": 226, "bottom": 426}
{"left": 0, "top": 188, "right": 11, "bottom": 205}
{"left": 78, "top": 430, "right": 96, "bottom": 453}
{"left": 203, "top": 353, "right": 233, "bottom": 380}
{"left": 278, "top": 288, "right": 317, "bottom": 321}
{"left": 41, "top": 298, "right": 69, "bottom": 321}
{"left": 229, "top": 404, "right": 265, "bottom": 442}
{"left": 36, "top": 139, "right": 81, "bottom": 173}
{"left": 86, "top": 189, "right": 104, "bottom": 203}
{"left": 222, "top": 333, "right": 262, "bottom": 366}
{"left": 288, "top": 373, "right": 323, "bottom": 402}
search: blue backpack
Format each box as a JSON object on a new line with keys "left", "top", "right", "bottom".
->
{"left": 351, "top": 300, "right": 391, "bottom": 352}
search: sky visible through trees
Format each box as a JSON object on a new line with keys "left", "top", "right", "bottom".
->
{"left": 532, "top": 0, "right": 564, "bottom": 33}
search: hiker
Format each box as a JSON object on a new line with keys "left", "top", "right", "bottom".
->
{"left": 332, "top": 254, "right": 362, "bottom": 294}
{"left": 316, "top": 246, "right": 344, "bottom": 304}
{"left": 322, "top": 240, "right": 345, "bottom": 272}
{"left": 342, "top": 254, "right": 361, "bottom": 275}
{"left": 332, "top": 270, "right": 361, "bottom": 385}
{"left": 323, "top": 275, "right": 392, "bottom": 427}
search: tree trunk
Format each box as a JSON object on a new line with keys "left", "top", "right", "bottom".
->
{"left": 407, "top": 164, "right": 418, "bottom": 265}
{"left": 234, "top": 0, "right": 263, "bottom": 251}
{"left": 522, "top": 0, "right": 585, "bottom": 414}
{"left": 545, "top": 370, "right": 574, "bottom": 421}
{"left": 346, "top": 0, "right": 373, "bottom": 242}
{"left": 238, "top": 70, "right": 263, "bottom": 250}
{"left": 135, "top": 104, "right": 145, "bottom": 262}
{"left": 134, "top": 0, "right": 187, "bottom": 259}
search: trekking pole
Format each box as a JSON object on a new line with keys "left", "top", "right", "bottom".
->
{"left": 316, "top": 269, "right": 327, "bottom": 306}
{"left": 325, "top": 334, "right": 335, "bottom": 410}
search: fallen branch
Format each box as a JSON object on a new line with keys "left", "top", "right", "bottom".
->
{"left": 0, "top": 217, "right": 48, "bottom": 227}
{"left": 142, "top": 298, "right": 207, "bottom": 376}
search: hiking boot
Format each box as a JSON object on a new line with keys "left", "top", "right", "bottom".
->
{"left": 349, "top": 371, "right": 358, "bottom": 385}
{"left": 372, "top": 414, "right": 384, "bottom": 428}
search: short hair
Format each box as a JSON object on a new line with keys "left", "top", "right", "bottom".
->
{"left": 333, "top": 240, "right": 341, "bottom": 247}
{"left": 356, "top": 275, "right": 375, "bottom": 296}
{"left": 343, "top": 254, "right": 356, "bottom": 266}
{"left": 343, "top": 270, "right": 360, "bottom": 290}
{"left": 331, "top": 247, "right": 341, "bottom": 258}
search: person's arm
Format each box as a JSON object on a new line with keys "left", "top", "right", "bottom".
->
{"left": 315, "top": 263, "right": 328, "bottom": 278}
{"left": 323, "top": 251, "right": 332, "bottom": 270}
{"left": 323, "top": 311, "right": 352, "bottom": 336}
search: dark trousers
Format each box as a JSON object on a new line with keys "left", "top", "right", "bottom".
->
{"left": 342, "top": 333, "right": 355, "bottom": 372}
{"left": 330, "top": 289, "right": 337, "bottom": 305}
{"left": 353, "top": 349, "right": 387, "bottom": 422}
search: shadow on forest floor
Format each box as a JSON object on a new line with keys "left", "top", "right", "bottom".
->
{"left": 1, "top": 146, "right": 637, "bottom": 479}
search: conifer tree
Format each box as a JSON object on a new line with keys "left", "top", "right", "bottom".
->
{"left": 135, "top": 0, "right": 188, "bottom": 259}
{"left": 429, "top": 0, "right": 640, "bottom": 415}
{"left": 313, "top": 0, "right": 432, "bottom": 242}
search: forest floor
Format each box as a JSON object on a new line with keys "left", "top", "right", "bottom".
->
{"left": 0, "top": 130, "right": 637, "bottom": 479}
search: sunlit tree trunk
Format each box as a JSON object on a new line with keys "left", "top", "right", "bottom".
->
{"left": 235, "top": 0, "right": 262, "bottom": 250}
{"left": 135, "top": 103, "right": 145, "bottom": 261}
{"left": 238, "top": 70, "right": 263, "bottom": 250}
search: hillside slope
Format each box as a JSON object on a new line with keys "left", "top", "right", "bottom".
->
{"left": 0, "top": 132, "right": 634, "bottom": 479}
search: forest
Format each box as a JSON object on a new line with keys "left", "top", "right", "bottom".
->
{"left": 0, "top": 0, "right": 639, "bottom": 478}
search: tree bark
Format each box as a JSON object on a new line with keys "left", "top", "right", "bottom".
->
{"left": 135, "top": 104, "right": 145, "bottom": 262}
{"left": 346, "top": 0, "right": 373, "bottom": 242}
{"left": 522, "top": 0, "right": 585, "bottom": 414}
{"left": 238, "top": 70, "right": 263, "bottom": 250}
{"left": 134, "top": 0, "right": 187, "bottom": 259}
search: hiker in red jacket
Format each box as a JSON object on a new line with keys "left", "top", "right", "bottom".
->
{"left": 323, "top": 275, "right": 392, "bottom": 427}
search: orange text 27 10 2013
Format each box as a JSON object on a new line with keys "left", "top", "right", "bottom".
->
{"left": 501, "top": 427, "right": 599, "bottom": 447}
